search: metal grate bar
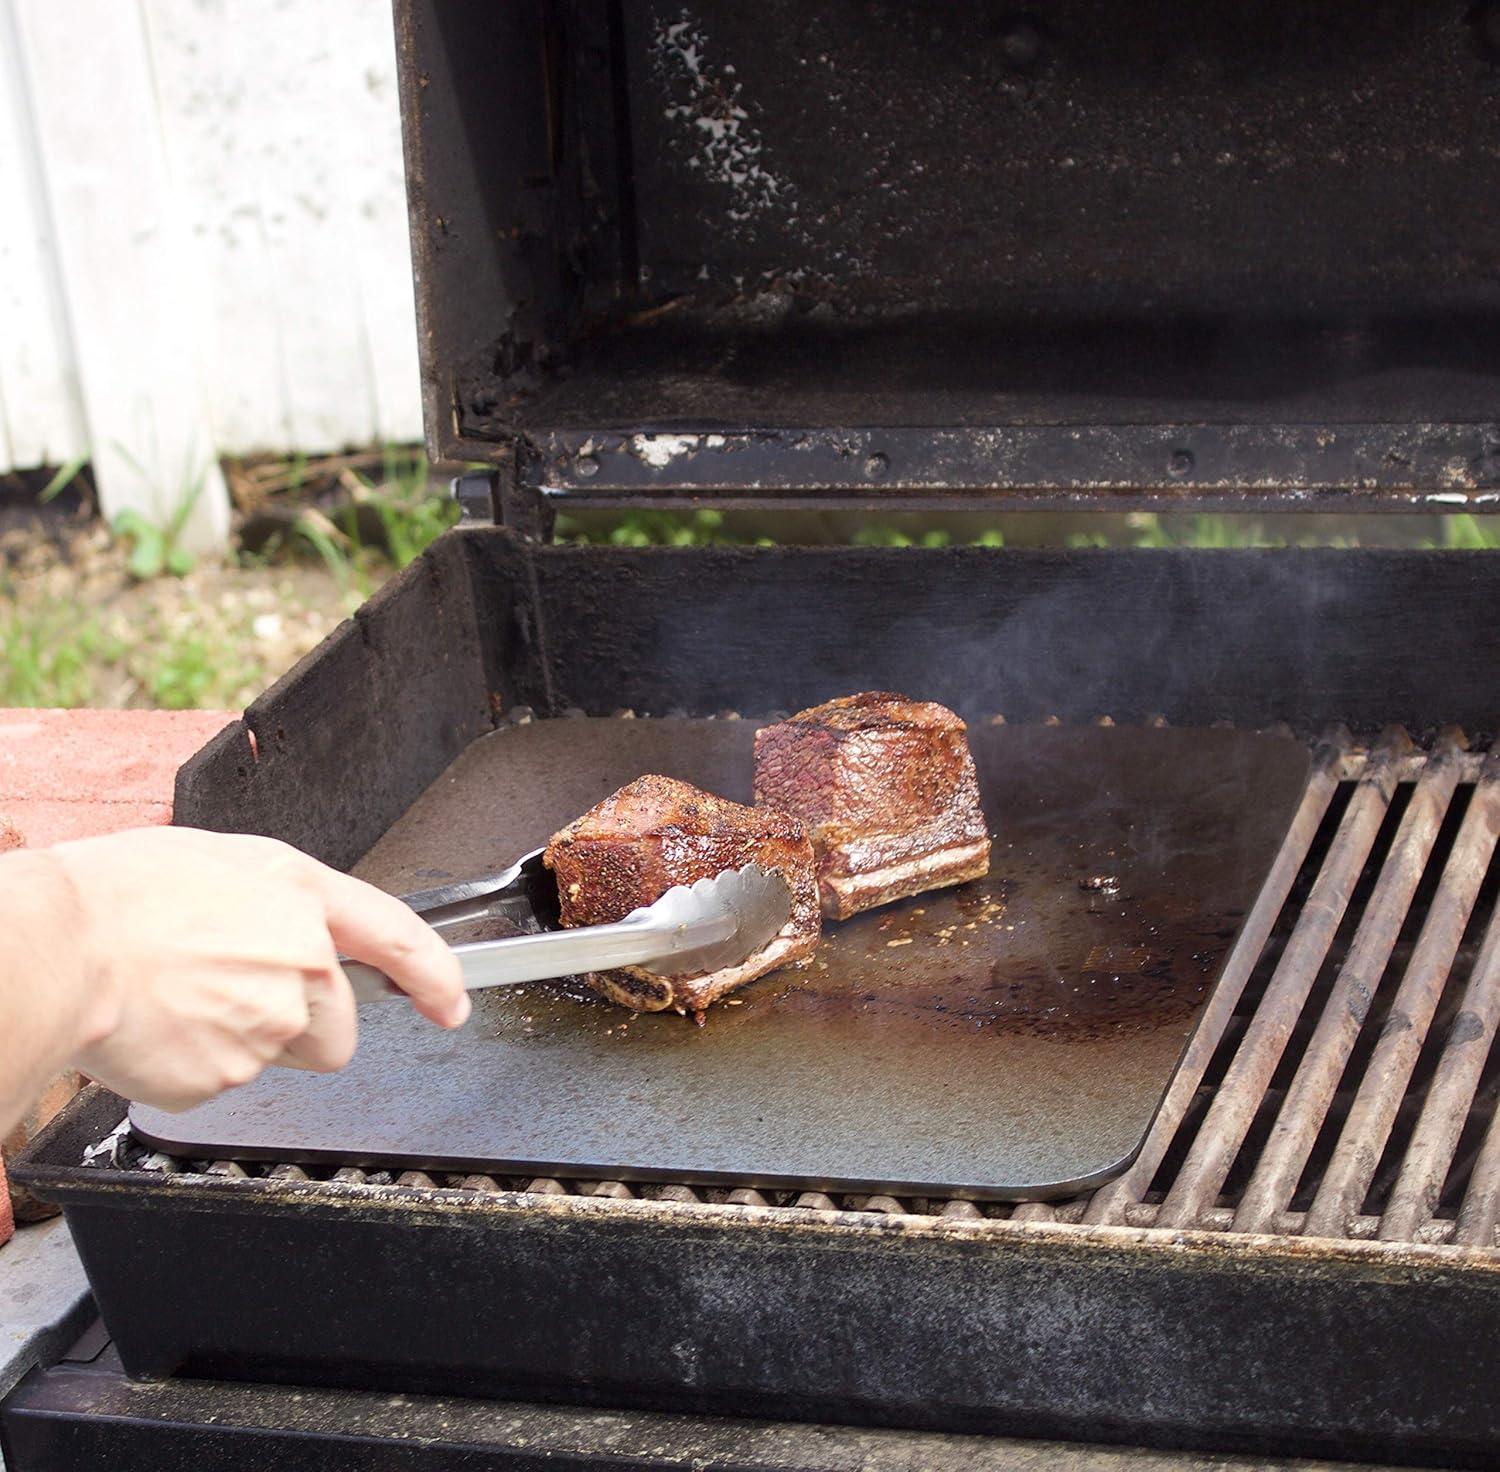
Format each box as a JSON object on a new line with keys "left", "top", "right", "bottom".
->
{"left": 1455, "top": 1085, "right": 1500, "bottom": 1246}
{"left": 1154, "top": 728, "right": 1411, "bottom": 1230}
{"left": 1304, "top": 749, "right": 1500, "bottom": 1239}
{"left": 1379, "top": 884, "right": 1500, "bottom": 1240}
{"left": 1115, "top": 1202, "right": 1491, "bottom": 1245}
{"left": 1231, "top": 731, "right": 1468, "bottom": 1234}
{"left": 1338, "top": 750, "right": 1490, "bottom": 784}
{"left": 1082, "top": 729, "right": 1348, "bottom": 1226}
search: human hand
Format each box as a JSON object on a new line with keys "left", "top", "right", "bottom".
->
{"left": 49, "top": 827, "right": 468, "bottom": 1111}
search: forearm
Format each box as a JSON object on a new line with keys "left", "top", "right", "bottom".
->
{"left": 0, "top": 850, "right": 107, "bottom": 1138}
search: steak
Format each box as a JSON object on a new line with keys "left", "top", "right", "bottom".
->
{"left": 544, "top": 774, "right": 821, "bottom": 1014}
{"left": 753, "top": 692, "right": 991, "bottom": 919}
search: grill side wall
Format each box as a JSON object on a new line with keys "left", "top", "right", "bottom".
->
{"left": 177, "top": 535, "right": 1500, "bottom": 866}
{"left": 482, "top": 537, "right": 1496, "bottom": 736}
{"left": 173, "top": 530, "right": 503, "bottom": 870}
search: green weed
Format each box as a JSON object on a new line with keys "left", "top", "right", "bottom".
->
{"left": 1443, "top": 514, "right": 1500, "bottom": 550}
{"left": 550, "top": 508, "right": 1500, "bottom": 550}
{"left": 37, "top": 454, "right": 88, "bottom": 505}
{"left": 112, "top": 508, "right": 196, "bottom": 578}
{"left": 339, "top": 447, "right": 459, "bottom": 567}
{"left": 293, "top": 509, "right": 371, "bottom": 599}
{"left": 135, "top": 627, "right": 253, "bottom": 710}
{"left": 108, "top": 449, "right": 210, "bottom": 578}
{"left": 0, "top": 607, "right": 122, "bottom": 707}
{"left": 598, "top": 509, "right": 733, "bottom": 548}
{"left": 367, "top": 492, "right": 460, "bottom": 567}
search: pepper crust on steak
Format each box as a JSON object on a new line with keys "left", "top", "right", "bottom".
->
{"left": 753, "top": 692, "right": 991, "bottom": 920}
{"left": 543, "top": 775, "right": 821, "bottom": 1013}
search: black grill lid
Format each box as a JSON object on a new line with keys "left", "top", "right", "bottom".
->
{"left": 396, "top": 0, "right": 1500, "bottom": 508}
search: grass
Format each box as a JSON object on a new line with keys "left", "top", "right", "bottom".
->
{"left": 1442, "top": 514, "right": 1500, "bottom": 550}
{"left": 108, "top": 446, "right": 212, "bottom": 578}
{"left": 360, "top": 446, "right": 461, "bottom": 566}
{"left": 0, "top": 604, "right": 122, "bottom": 707}
{"left": 137, "top": 626, "right": 257, "bottom": 711}
{"left": 279, "top": 446, "right": 460, "bottom": 594}
{"left": 0, "top": 598, "right": 264, "bottom": 711}
{"left": 0, "top": 444, "right": 454, "bottom": 710}
{"left": 37, "top": 455, "right": 88, "bottom": 506}
{"left": 554, "top": 509, "right": 1500, "bottom": 550}
{"left": 289, "top": 507, "right": 370, "bottom": 599}
{"left": 553, "top": 509, "right": 997, "bottom": 548}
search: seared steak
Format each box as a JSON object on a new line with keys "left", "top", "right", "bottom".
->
{"left": 544, "top": 774, "right": 821, "bottom": 1013}
{"left": 753, "top": 692, "right": 991, "bottom": 919}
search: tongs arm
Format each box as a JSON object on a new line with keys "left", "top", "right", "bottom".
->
{"left": 397, "top": 850, "right": 558, "bottom": 936}
{"left": 343, "top": 907, "right": 736, "bottom": 1002}
{"left": 343, "top": 856, "right": 788, "bottom": 1006}
{"left": 342, "top": 851, "right": 739, "bottom": 1003}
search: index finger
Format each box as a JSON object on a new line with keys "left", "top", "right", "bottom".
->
{"left": 305, "top": 864, "right": 470, "bottom": 1030}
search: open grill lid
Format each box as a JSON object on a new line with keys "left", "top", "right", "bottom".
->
{"left": 396, "top": 0, "right": 1500, "bottom": 513}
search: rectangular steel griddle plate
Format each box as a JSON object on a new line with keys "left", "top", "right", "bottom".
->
{"left": 132, "top": 721, "right": 1310, "bottom": 1199}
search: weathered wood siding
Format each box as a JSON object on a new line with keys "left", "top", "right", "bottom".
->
{"left": 0, "top": 0, "right": 422, "bottom": 548}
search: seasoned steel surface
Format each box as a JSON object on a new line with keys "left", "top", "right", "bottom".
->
{"left": 134, "top": 722, "right": 1308, "bottom": 1198}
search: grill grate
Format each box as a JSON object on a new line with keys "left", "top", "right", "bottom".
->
{"left": 113, "top": 727, "right": 1500, "bottom": 1250}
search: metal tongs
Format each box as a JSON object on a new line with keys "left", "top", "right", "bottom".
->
{"left": 342, "top": 849, "right": 792, "bottom": 1003}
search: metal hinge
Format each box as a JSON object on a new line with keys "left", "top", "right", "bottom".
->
{"left": 450, "top": 448, "right": 555, "bottom": 541}
{"left": 450, "top": 470, "right": 499, "bottom": 524}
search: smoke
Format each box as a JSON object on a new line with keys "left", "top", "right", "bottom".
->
{"left": 602, "top": 545, "right": 1355, "bottom": 732}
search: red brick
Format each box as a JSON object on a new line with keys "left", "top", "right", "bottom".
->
{"left": 0, "top": 798, "right": 173, "bottom": 848}
{"left": 0, "top": 1155, "right": 13, "bottom": 1246}
{"left": 0, "top": 709, "right": 234, "bottom": 845}
{"left": 4, "top": 1070, "right": 85, "bottom": 1225}
{"left": 0, "top": 709, "right": 234, "bottom": 804}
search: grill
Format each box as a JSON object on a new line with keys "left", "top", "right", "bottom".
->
{"left": 74, "top": 725, "right": 1500, "bottom": 1247}
{"left": 8, "top": 1, "right": 1500, "bottom": 1467}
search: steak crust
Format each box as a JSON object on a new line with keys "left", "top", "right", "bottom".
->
{"left": 544, "top": 775, "right": 820, "bottom": 1013}
{"left": 753, "top": 692, "right": 991, "bottom": 919}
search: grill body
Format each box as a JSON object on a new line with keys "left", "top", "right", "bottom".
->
{"left": 12, "top": 1, "right": 1500, "bottom": 1464}
{"left": 0, "top": 1342, "right": 1431, "bottom": 1472}
{"left": 9, "top": 537, "right": 1500, "bottom": 1466}
{"left": 187, "top": 537, "right": 1500, "bottom": 873}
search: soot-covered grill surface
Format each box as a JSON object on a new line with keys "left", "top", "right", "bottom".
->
{"left": 132, "top": 721, "right": 1308, "bottom": 1198}
{"left": 407, "top": 0, "right": 1500, "bottom": 501}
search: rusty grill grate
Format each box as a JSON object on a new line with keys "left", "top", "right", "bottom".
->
{"left": 109, "top": 727, "right": 1500, "bottom": 1249}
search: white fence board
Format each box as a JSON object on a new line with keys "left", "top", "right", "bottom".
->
{"left": 0, "top": 0, "right": 424, "bottom": 547}
{"left": 13, "top": 0, "right": 230, "bottom": 551}
{"left": 141, "top": 0, "right": 423, "bottom": 455}
{"left": 0, "top": 0, "right": 86, "bottom": 472}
